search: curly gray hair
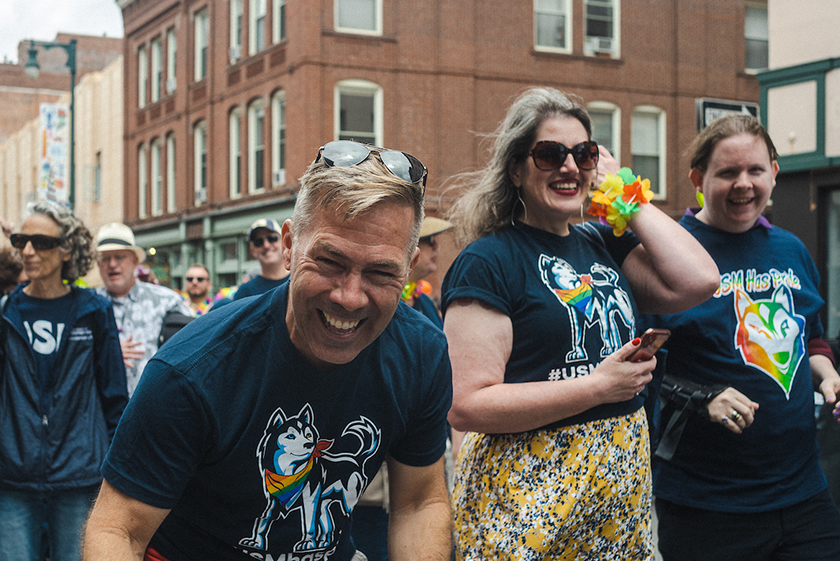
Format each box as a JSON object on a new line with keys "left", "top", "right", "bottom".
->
{"left": 26, "top": 201, "right": 94, "bottom": 282}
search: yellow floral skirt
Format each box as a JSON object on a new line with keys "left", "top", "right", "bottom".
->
{"left": 451, "top": 409, "right": 653, "bottom": 561}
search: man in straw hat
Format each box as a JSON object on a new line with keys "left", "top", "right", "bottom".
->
{"left": 94, "top": 222, "right": 190, "bottom": 396}
{"left": 83, "top": 141, "right": 451, "bottom": 560}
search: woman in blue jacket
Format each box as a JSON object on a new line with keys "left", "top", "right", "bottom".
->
{"left": 0, "top": 202, "right": 128, "bottom": 561}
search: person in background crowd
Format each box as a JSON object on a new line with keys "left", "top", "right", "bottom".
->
{"left": 94, "top": 223, "right": 191, "bottom": 397}
{"left": 180, "top": 263, "right": 214, "bottom": 316}
{"left": 651, "top": 114, "right": 840, "bottom": 560}
{"left": 82, "top": 139, "right": 452, "bottom": 561}
{"left": 0, "top": 201, "right": 127, "bottom": 561}
{"left": 349, "top": 215, "right": 454, "bottom": 561}
{"left": 441, "top": 87, "right": 719, "bottom": 559}
{"left": 0, "top": 246, "right": 25, "bottom": 294}
{"left": 233, "top": 219, "right": 290, "bottom": 300}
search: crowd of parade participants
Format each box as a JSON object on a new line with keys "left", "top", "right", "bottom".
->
{"left": 2, "top": 87, "right": 840, "bottom": 561}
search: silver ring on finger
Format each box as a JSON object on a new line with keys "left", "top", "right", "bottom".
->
{"left": 730, "top": 410, "right": 742, "bottom": 422}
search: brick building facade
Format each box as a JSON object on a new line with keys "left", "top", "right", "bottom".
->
{"left": 120, "top": 0, "right": 764, "bottom": 290}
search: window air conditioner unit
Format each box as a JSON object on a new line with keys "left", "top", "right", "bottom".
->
{"left": 196, "top": 188, "right": 207, "bottom": 204}
{"left": 166, "top": 77, "right": 176, "bottom": 93}
{"left": 585, "top": 36, "right": 614, "bottom": 54}
{"left": 229, "top": 45, "right": 241, "bottom": 63}
{"left": 272, "top": 169, "right": 286, "bottom": 187}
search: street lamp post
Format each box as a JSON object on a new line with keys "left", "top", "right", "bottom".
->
{"left": 24, "top": 39, "right": 77, "bottom": 210}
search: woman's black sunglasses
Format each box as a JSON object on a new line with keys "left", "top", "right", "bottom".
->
{"left": 528, "top": 140, "right": 600, "bottom": 171}
{"left": 316, "top": 140, "right": 427, "bottom": 191}
{"left": 10, "top": 233, "right": 61, "bottom": 251}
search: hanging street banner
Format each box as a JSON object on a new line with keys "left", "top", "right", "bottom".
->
{"left": 696, "top": 98, "right": 760, "bottom": 131}
{"left": 38, "top": 103, "right": 70, "bottom": 204}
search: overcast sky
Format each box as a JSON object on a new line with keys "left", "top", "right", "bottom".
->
{"left": 0, "top": 0, "right": 124, "bottom": 64}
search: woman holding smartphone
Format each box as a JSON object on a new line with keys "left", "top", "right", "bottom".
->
{"left": 441, "top": 87, "right": 719, "bottom": 559}
{"left": 0, "top": 202, "right": 127, "bottom": 561}
{"left": 652, "top": 114, "right": 840, "bottom": 560}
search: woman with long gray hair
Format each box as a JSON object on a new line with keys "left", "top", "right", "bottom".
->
{"left": 442, "top": 87, "right": 719, "bottom": 559}
{"left": 0, "top": 201, "right": 127, "bottom": 561}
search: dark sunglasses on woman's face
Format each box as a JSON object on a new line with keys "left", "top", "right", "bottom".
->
{"left": 528, "top": 140, "right": 600, "bottom": 171}
{"left": 9, "top": 233, "right": 61, "bottom": 251}
{"left": 251, "top": 234, "right": 279, "bottom": 248}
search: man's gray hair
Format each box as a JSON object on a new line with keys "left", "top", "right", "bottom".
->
{"left": 291, "top": 153, "right": 425, "bottom": 260}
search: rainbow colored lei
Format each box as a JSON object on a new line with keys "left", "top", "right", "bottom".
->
{"left": 587, "top": 167, "right": 654, "bottom": 236}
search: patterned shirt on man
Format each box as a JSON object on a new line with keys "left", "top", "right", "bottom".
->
{"left": 96, "top": 281, "right": 191, "bottom": 396}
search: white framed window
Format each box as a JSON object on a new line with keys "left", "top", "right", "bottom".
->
{"left": 335, "top": 0, "right": 381, "bottom": 35}
{"left": 194, "top": 8, "right": 209, "bottom": 82}
{"left": 335, "top": 79, "right": 382, "bottom": 145}
{"left": 230, "top": 0, "right": 243, "bottom": 62}
{"left": 584, "top": 0, "right": 619, "bottom": 57}
{"left": 534, "top": 0, "right": 572, "bottom": 53}
{"left": 273, "top": 0, "right": 286, "bottom": 43}
{"left": 250, "top": 0, "right": 267, "bottom": 54}
{"left": 587, "top": 101, "right": 621, "bottom": 159}
{"left": 230, "top": 108, "right": 243, "bottom": 198}
{"left": 194, "top": 120, "right": 207, "bottom": 205}
{"left": 137, "top": 45, "right": 147, "bottom": 108}
{"left": 151, "top": 138, "right": 163, "bottom": 216}
{"left": 271, "top": 90, "right": 286, "bottom": 187}
{"left": 166, "top": 133, "right": 176, "bottom": 212}
{"left": 150, "top": 37, "right": 162, "bottom": 103}
{"left": 248, "top": 100, "right": 266, "bottom": 193}
{"left": 632, "top": 106, "right": 666, "bottom": 199}
{"left": 745, "top": 4, "right": 769, "bottom": 72}
{"left": 166, "top": 28, "right": 177, "bottom": 93}
{"left": 138, "top": 144, "right": 148, "bottom": 219}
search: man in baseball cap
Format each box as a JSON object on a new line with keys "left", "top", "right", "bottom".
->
{"left": 94, "top": 223, "right": 190, "bottom": 396}
{"left": 233, "top": 218, "right": 290, "bottom": 300}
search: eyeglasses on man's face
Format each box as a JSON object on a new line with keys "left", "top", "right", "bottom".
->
{"left": 96, "top": 252, "right": 133, "bottom": 265}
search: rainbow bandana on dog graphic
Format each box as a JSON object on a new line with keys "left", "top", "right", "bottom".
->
{"left": 264, "top": 439, "right": 332, "bottom": 507}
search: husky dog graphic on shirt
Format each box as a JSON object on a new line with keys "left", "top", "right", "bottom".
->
{"left": 734, "top": 285, "right": 806, "bottom": 398}
{"left": 239, "top": 404, "right": 380, "bottom": 556}
{"left": 539, "top": 254, "right": 634, "bottom": 362}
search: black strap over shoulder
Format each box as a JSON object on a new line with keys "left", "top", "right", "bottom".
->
{"left": 158, "top": 310, "right": 195, "bottom": 348}
{"left": 655, "top": 374, "right": 728, "bottom": 460}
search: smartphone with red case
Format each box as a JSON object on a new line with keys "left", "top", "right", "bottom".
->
{"left": 628, "top": 328, "right": 671, "bottom": 362}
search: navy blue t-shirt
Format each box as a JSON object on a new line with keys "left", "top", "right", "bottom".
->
{"left": 17, "top": 291, "right": 74, "bottom": 392}
{"left": 233, "top": 274, "right": 289, "bottom": 300}
{"left": 102, "top": 283, "right": 452, "bottom": 561}
{"left": 653, "top": 214, "right": 827, "bottom": 512}
{"left": 441, "top": 221, "right": 641, "bottom": 429}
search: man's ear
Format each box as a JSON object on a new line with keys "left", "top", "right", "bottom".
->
{"left": 281, "top": 220, "right": 294, "bottom": 271}
{"left": 408, "top": 246, "right": 420, "bottom": 280}
{"left": 688, "top": 168, "right": 704, "bottom": 191}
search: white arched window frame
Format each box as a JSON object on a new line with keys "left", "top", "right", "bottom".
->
{"left": 151, "top": 138, "right": 163, "bottom": 216}
{"left": 631, "top": 105, "right": 667, "bottom": 199}
{"left": 248, "top": 99, "right": 267, "bottom": 194}
{"left": 335, "top": 0, "right": 382, "bottom": 36}
{"left": 334, "top": 79, "right": 382, "bottom": 146}
{"left": 166, "top": 133, "right": 176, "bottom": 212}
{"left": 194, "top": 120, "right": 208, "bottom": 205}
{"left": 586, "top": 101, "right": 621, "bottom": 161}
{"left": 271, "top": 90, "right": 286, "bottom": 187}
{"left": 138, "top": 143, "right": 147, "bottom": 219}
{"left": 230, "top": 107, "right": 243, "bottom": 198}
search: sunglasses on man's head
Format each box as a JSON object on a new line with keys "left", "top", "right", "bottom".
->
{"left": 251, "top": 234, "right": 280, "bottom": 248}
{"left": 316, "top": 140, "right": 427, "bottom": 191}
{"left": 186, "top": 276, "right": 208, "bottom": 282}
{"left": 10, "top": 233, "right": 61, "bottom": 251}
{"left": 528, "top": 140, "right": 600, "bottom": 171}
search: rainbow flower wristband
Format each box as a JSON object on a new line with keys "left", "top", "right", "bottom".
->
{"left": 587, "top": 167, "right": 654, "bottom": 236}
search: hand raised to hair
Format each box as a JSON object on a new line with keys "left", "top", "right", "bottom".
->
{"left": 594, "top": 145, "right": 620, "bottom": 187}
{"left": 0, "top": 218, "right": 14, "bottom": 238}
